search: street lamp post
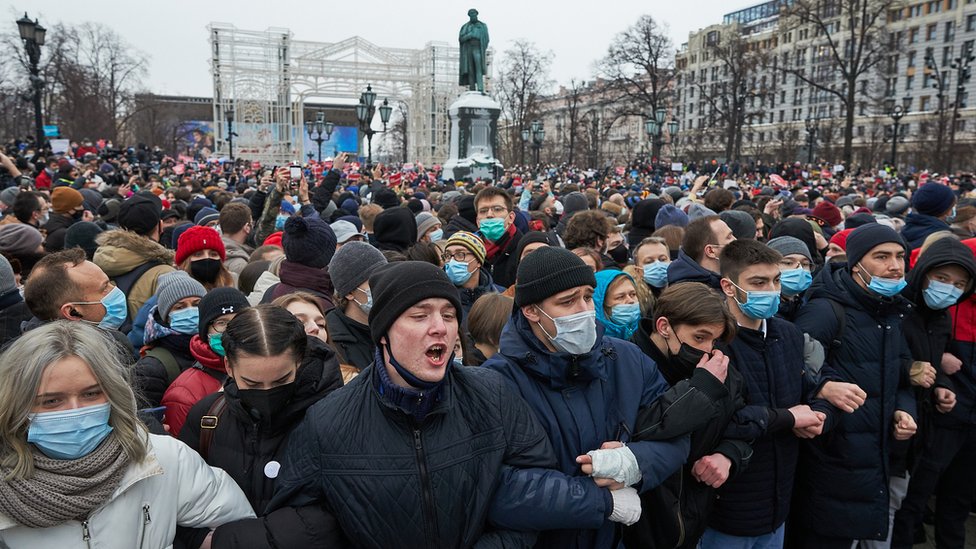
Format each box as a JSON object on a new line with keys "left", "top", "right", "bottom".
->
{"left": 804, "top": 117, "right": 819, "bottom": 165}
{"left": 886, "top": 97, "right": 911, "bottom": 169}
{"left": 225, "top": 108, "right": 238, "bottom": 161}
{"left": 520, "top": 128, "right": 530, "bottom": 166}
{"left": 529, "top": 120, "right": 545, "bottom": 166}
{"left": 646, "top": 110, "right": 680, "bottom": 165}
{"left": 356, "top": 84, "right": 393, "bottom": 165}
{"left": 305, "top": 110, "right": 333, "bottom": 163}
{"left": 16, "top": 13, "right": 46, "bottom": 149}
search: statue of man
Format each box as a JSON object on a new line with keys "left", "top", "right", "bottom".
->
{"left": 458, "top": 9, "right": 489, "bottom": 93}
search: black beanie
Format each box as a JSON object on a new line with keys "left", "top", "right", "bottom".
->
{"left": 844, "top": 223, "right": 906, "bottom": 269}
{"left": 373, "top": 207, "right": 417, "bottom": 252}
{"left": 198, "top": 287, "right": 251, "bottom": 340}
{"left": 118, "top": 192, "right": 162, "bottom": 236}
{"left": 368, "top": 261, "right": 462, "bottom": 345}
{"left": 373, "top": 188, "right": 400, "bottom": 210}
{"left": 515, "top": 246, "right": 597, "bottom": 307}
{"left": 282, "top": 216, "right": 337, "bottom": 269}
{"left": 457, "top": 195, "right": 477, "bottom": 224}
{"left": 845, "top": 212, "right": 877, "bottom": 229}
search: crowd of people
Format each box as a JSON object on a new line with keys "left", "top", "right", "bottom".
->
{"left": 1, "top": 137, "right": 976, "bottom": 549}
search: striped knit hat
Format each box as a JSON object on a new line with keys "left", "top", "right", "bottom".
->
{"left": 446, "top": 231, "right": 486, "bottom": 265}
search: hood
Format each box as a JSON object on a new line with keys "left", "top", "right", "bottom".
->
{"left": 904, "top": 237, "right": 976, "bottom": 308}
{"left": 769, "top": 218, "right": 821, "bottom": 265}
{"left": 496, "top": 309, "right": 610, "bottom": 390}
{"left": 901, "top": 213, "right": 951, "bottom": 247}
{"left": 594, "top": 269, "right": 638, "bottom": 340}
{"left": 807, "top": 261, "right": 912, "bottom": 316}
{"left": 667, "top": 249, "right": 722, "bottom": 289}
{"left": 93, "top": 229, "right": 174, "bottom": 277}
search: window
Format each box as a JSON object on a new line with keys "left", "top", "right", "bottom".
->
{"left": 910, "top": 4, "right": 923, "bottom": 16}
{"left": 906, "top": 74, "right": 915, "bottom": 90}
{"left": 910, "top": 27, "right": 920, "bottom": 44}
{"left": 968, "top": 14, "right": 976, "bottom": 31}
{"left": 921, "top": 96, "right": 931, "bottom": 110}
{"left": 944, "top": 46, "right": 954, "bottom": 66}
{"left": 706, "top": 31, "right": 720, "bottom": 46}
{"left": 908, "top": 50, "right": 917, "bottom": 67}
{"left": 927, "top": 23, "right": 938, "bottom": 41}
{"left": 946, "top": 21, "right": 956, "bottom": 42}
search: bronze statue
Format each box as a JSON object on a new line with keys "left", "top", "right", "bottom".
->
{"left": 458, "top": 9, "right": 489, "bottom": 93}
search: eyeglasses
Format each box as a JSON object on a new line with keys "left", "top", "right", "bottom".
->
{"left": 211, "top": 319, "right": 231, "bottom": 333}
{"left": 442, "top": 250, "right": 474, "bottom": 262}
{"left": 780, "top": 258, "right": 813, "bottom": 271}
{"left": 477, "top": 205, "right": 509, "bottom": 216}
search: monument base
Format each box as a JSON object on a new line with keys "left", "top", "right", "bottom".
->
{"left": 442, "top": 91, "right": 503, "bottom": 182}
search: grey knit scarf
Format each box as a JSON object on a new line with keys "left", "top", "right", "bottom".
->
{"left": 0, "top": 432, "right": 130, "bottom": 528}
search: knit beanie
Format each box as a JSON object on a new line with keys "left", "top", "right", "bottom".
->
{"left": 0, "top": 255, "right": 16, "bottom": 297}
{"left": 845, "top": 212, "right": 877, "bottom": 229}
{"left": 767, "top": 236, "right": 812, "bottom": 264}
{"left": 51, "top": 187, "right": 84, "bottom": 214}
{"left": 118, "top": 193, "right": 162, "bottom": 236}
{"left": 79, "top": 189, "right": 103, "bottom": 213}
{"left": 456, "top": 195, "right": 477, "bottom": 224}
{"left": 0, "top": 188, "right": 18, "bottom": 208}
{"left": 445, "top": 231, "right": 486, "bottom": 265}
{"left": 279, "top": 200, "right": 296, "bottom": 216}
{"left": 373, "top": 207, "right": 417, "bottom": 252}
{"left": 175, "top": 225, "right": 227, "bottom": 265}
{"left": 830, "top": 228, "right": 854, "bottom": 251}
{"left": 368, "top": 261, "right": 462, "bottom": 345}
{"left": 197, "top": 287, "right": 250, "bottom": 339}
{"left": 282, "top": 216, "right": 337, "bottom": 269}
{"left": 912, "top": 182, "right": 956, "bottom": 216}
{"left": 719, "top": 210, "right": 757, "bottom": 240}
{"left": 64, "top": 222, "right": 103, "bottom": 260}
{"left": 811, "top": 201, "right": 843, "bottom": 227}
{"left": 194, "top": 207, "right": 220, "bottom": 226}
{"left": 844, "top": 223, "right": 907, "bottom": 269}
{"left": 687, "top": 202, "right": 717, "bottom": 220}
{"left": 156, "top": 271, "right": 206, "bottom": 323}
{"left": 329, "top": 241, "right": 388, "bottom": 298}
{"left": 415, "top": 212, "right": 440, "bottom": 241}
{"left": 372, "top": 188, "right": 400, "bottom": 209}
{"left": 515, "top": 246, "right": 597, "bottom": 308}
{"left": 654, "top": 204, "right": 689, "bottom": 230}
{"left": 885, "top": 196, "right": 911, "bottom": 217}
{"left": 0, "top": 224, "right": 43, "bottom": 256}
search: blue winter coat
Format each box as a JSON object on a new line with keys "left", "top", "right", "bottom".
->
{"left": 901, "top": 212, "right": 951, "bottom": 250}
{"left": 483, "top": 311, "right": 691, "bottom": 549}
{"left": 793, "top": 262, "right": 916, "bottom": 541}
{"left": 667, "top": 249, "right": 722, "bottom": 289}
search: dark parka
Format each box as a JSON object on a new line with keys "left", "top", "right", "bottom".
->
{"left": 0, "top": 290, "right": 31, "bottom": 349}
{"left": 483, "top": 227, "right": 523, "bottom": 288}
{"left": 482, "top": 311, "right": 692, "bottom": 549}
{"left": 901, "top": 212, "right": 952, "bottom": 250}
{"left": 625, "top": 320, "right": 751, "bottom": 549}
{"left": 793, "top": 261, "right": 917, "bottom": 541}
{"left": 324, "top": 307, "right": 374, "bottom": 372}
{"left": 709, "top": 317, "right": 808, "bottom": 537}
{"left": 667, "top": 250, "right": 723, "bottom": 290}
{"left": 179, "top": 337, "right": 344, "bottom": 549}
{"left": 266, "top": 360, "right": 559, "bottom": 549}
{"left": 131, "top": 330, "right": 196, "bottom": 408}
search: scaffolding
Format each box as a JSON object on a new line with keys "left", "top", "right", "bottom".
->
{"left": 209, "top": 23, "right": 465, "bottom": 165}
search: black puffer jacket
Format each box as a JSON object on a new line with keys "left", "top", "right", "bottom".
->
{"left": 325, "top": 307, "right": 374, "bottom": 372}
{"left": 179, "top": 337, "right": 344, "bottom": 549}
{"left": 0, "top": 291, "right": 30, "bottom": 349}
{"left": 267, "top": 362, "right": 554, "bottom": 549}
{"left": 132, "top": 331, "right": 196, "bottom": 408}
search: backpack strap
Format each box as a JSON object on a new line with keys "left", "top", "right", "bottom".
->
{"left": 110, "top": 260, "right": 163, "bottom": 333}
{"left": 198, "top": 394, "right": 228, "bottom": 463}
{"left": 825, "top": 298, "right": 846, "bottom": 364}
{"left": 144, "top": 347, "right": 181, "bottom": 385}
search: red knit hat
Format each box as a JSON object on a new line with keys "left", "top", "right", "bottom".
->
{"left": 829, "top": 228, "right": 854, "bottom": 251}
{"left": 811, "top": 201, "right": 843, "bottom": 228}
{"left": 263, "top": 231, "right": 284, "bottom": 248}
{"left": 175, "top": 225, "right": 226, "bottom": 265}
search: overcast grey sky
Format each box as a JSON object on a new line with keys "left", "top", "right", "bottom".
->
{"left": 11, "top": 0, "right": 750, "bottom": 96}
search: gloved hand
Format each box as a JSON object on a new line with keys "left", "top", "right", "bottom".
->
{"left": 608, "top": 487, "right": 642, "bottom": 525}
{"left": 586, "top": 445, "right": 642, "bottom": 486}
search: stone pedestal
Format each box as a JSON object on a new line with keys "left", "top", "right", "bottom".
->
{"left": 442, "top": 91, "right": 503, "bottom": 182}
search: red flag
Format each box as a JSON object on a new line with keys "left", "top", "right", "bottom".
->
{"left": 769, "top": 174, "right": 787, "bottom": 188}
{"left": 388, "top": 172, "right": 402, "bottom": 187}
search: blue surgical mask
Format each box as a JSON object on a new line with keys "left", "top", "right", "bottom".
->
{"left": 479, "top": 218, "right": 506, "bottom": 241}
{"left": 168, "top": 306, "right": 199, "bottom": 335}
{"left": 354, "top": 287, "right": 373, "bottom": 315}
{"left": 428, "top": 229, "right": 444, "bottom": 242}
{"left": 643, "top": 261, "right": 669, "bottom": 288}
{"left": 445, "top": 259, "right": 474, "bottom": 286}
{"left": 28, "top": 402, "right": 113, "bottom": 460}
{"left": 275, "top": 214, "right": 289, "bottom": 230}
{"left": 74, "top": 286, "right": 128, "bottom": 331}
{"left": 610, "top": 303, "right": 642, "bottom": 335}
{"left": 923, "top": 279, "right": 964, "bottom": 310}
{"left": 730, "top": 280, "right": 782, "bottom": 320}
{"left": 857, "top": 263, "right": 907, "bottom": 297}
{"left": 208, "top": 332, "right": 226, "bottom": 357}
{"left": 536, "top": 307, "right": 598, "bottom": 355}
{"left": 780, "top": 268, "right": 813, "bottom": 295}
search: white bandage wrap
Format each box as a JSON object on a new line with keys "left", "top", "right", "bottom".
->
{"left": 608, "top": 487, "right": 642, "bottom": 525}
{"left": 587, "top": 445, "right": 642, "bottom": 486}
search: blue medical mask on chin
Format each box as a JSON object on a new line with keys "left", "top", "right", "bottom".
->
{"left": 642, "top": 261, "right": 669, "bottom": 288}
{"left": 168, "top": 306, "right": 200, "bottom": 335}
{"left": 479, "top": 218, "right": 506, "bottom": 241}
{"left": 730, "top": 280, "right": 782, "bottom": 320}
{"left": 28, "top": 402, "right": 113, "bottom": 460}
{"left": 445, "top": 260, "right": 474, "bottom": 286}
{"left": 923, "top": 279, "right": 964, "bottom": 310}
{"left": 536, "top": 307, "right": 598, "bottom": 355}
{"left": 74, "top": 286, "right": 128, "bottom": 331}
{"left": 780, "top": 268, "right": 813, "bottom": 295}
{"left": 856, "top": 263, "right": 907, "bottom": 297}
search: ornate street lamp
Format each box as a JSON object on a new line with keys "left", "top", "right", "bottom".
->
{"left": 17, "top": 13, "right": 46, "bottom": 148}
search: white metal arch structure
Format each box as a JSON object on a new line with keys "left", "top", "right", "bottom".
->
{"left": 210, "top": 23, "right": 463, "bottom": 165}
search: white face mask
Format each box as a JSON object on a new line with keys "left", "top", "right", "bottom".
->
{"left": 536, "top": 307, "right": 597, "bottom": 355}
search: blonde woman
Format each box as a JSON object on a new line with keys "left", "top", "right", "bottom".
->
{"left": 0, "top": 321, "right": 253, "bottom": 548}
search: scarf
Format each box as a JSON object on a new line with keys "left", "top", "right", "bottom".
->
{"left": 483, "top": 222, "right": 516, "bottom": 261}
{"left": 143, "top": 306, "right": 181, "bottom": 346}
{"left": 278, "top": 260, "right": 334, "bottom": 297}
{"left": 0, "top": 432, "right": 129, "bottom": 528}
{"left": 189, "top": 334, "right": 225, "bottom": 371}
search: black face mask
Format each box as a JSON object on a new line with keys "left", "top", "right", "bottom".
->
{"left": 668, "top": 340, "right": 708, "bottom": 373}
{"left": 608, "top": 243, "right": 629, "bottom": 266}
{"left": 190, "top": 258, "right": 222, "bottom": 284}
{"left": 237, "top": 381, "right": 298, "bottom": 423}
{"left": 72, "top": 210, "right": 85, "bottom": 221}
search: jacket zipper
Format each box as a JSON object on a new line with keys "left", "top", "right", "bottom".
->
{"left": 413, "top": 429, "right": 438, "bottom": 549}
{"left": 139, "top": 505, "right": 152, "bottom": 549}
{"left": 675, "top": 471, "right": 686, "bottom": 547}
{"left": 81, "top": 520, "right": 92, "bottom": 549}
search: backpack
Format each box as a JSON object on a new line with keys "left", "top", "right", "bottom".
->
{"left": 143, "top": 346, "right": 182, "bottom": 386}
{"left": 110, "top": 260, "right": 163, "bottom": 333}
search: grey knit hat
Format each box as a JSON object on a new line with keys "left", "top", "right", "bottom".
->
{"left": 0, "top": 254, "right": 16, "bottom": 297}
{"left": 156, "top": 271, "right": 206, "bottom": 322}
{"left": 766, "top": 236, "right": 813, "bottom": 264}
{"left": 328, "top": 241, "right": 388, "bottom": 298}
{"left": 0, "top": 224, "right": 43, "bottom": 256}
{"left": 415, "top": 212, "right": 440, "bottom": 242}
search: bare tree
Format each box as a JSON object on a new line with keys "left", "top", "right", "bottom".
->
{"left": 564, "top": 78, "right": 585, "bottom": 165}
{"left": 780, "top": 0, "right": 901, "bottom": 164}
{"left": 494, "top": 40, "right": 554, "bottom": 166}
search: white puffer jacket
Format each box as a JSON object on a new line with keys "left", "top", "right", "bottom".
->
{"left": 0, "top": 434, "right": 255, "bottom": 549}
